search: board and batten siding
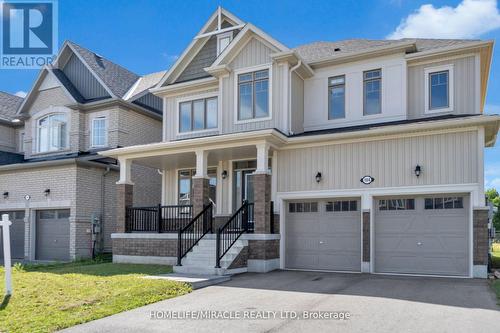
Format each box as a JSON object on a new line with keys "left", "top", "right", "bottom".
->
{"left": 62, "top": 54, "right": 110, "bottom": 100}
{"left": 277, "top": 130, "right": 478, "bottom": 192}
{"left": 408, "top": 55, "right": 478, "bottom": 119}
{"left": 164, "top": 37, "right": 288, "bottom": 141}
{"left": 290, "top": 72, "right": 304, "bottom": 134}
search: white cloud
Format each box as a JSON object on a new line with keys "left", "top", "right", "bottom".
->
{"left": 486, "top": 177, "right": 500, "bottom": 189}
{"left": 388, "top": 0, "right": 500, "bottom": 39}
{"left": 14, "top": 91, "right": 27, "bottom": 98}
{"left": 162, "top": 53, "right": 179, "bottom": 64}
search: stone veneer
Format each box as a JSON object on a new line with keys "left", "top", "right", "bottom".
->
{"left": 253, "top": 173, "right": 272, "bottom": 234}
{"left": 473, "top": 208, "right": 489, "bottom": 265}
{"left": 192, "top": 177, "right": 210, "bottom": 215}
{"left": 362, "top": 211, "right": 370, "bottom": 262}
{"left": 116, "top": 184, "right": 133, "bottom": 233}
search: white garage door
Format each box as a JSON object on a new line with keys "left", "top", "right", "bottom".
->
{"left": 286, "top": 199, "right": 361, "bottom": 272}
{"left": 374, "top": 195, "right": 469, "bottom": 277}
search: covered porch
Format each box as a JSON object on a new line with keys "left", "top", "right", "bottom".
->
{"left": 101, "top": 130, "right": 285, "bottom": 272}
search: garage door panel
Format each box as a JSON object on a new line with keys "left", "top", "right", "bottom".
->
{"left": 375, "top": 196, "right": 469, "bottom": 277}
{"left": 36, "top": 210, "right": 70, "bottom": 261}
{"left": 0, "top": 211, "right": 25, "bottom": 259}
{"left": 286, "top": 199, "right": 361, "bottom": 272}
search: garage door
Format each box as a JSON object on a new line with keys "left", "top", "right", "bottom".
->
{"left": 0, "top": 211, "right": 25, "bottom": 259}
{"left": 286, "top": 199, "right": 361, "bottom": 272}
{"left": 36, "top": 209, "right": 70, "bottom": 261}
{"left": 375, "top": 196, "right": 469, "bottom": 277}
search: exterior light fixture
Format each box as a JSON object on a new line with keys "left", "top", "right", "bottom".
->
{"left": 221, "top": 170, "right": 228, "bottom": 179}
{"left": 414, "top": 165, "right": 422, "bottom": 177}
{"left": 44, "top": 189, "right": 51, "bottom": 196}
{"left": 11, "top": 118, "right": 21, "bottom": 123}
{"left": 3, "top": 192, "right": 8, "bottom": 199}
{"left": 315, "top": 172, "right": 322, "bottom": 183}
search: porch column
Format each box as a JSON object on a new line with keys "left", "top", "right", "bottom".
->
{"left": 192, "top": 150, "right": 210, "bottom": 215}
{"left": 254, "top": 143, "right": 272, "bottom": 233}
{"left": 116, "top": 158, "right": 134, "bottom": 233}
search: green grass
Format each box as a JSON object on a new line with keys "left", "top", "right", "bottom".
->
{"left": 491, "top": 243, "right": 500, "bottom": 305}
{"left": 0, "top": 260, "right": 191, "bottom": 333}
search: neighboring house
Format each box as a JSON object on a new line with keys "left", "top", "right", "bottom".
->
{"left": 103, "top": 7, "right": 498, "bottom": 278}
{"left": 0, "top": 41, "right": 163, "bottom": 261}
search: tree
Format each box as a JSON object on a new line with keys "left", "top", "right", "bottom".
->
{"left": 486, "top": 188, "right": 500, "bottom": 230}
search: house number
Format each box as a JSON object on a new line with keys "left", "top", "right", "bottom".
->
{"left": 360, "top": 176, "right": 375, "bottom": 185}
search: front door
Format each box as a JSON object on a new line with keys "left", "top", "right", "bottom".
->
{"left": 233, "top": 169, "right": 255, "bottom": 209}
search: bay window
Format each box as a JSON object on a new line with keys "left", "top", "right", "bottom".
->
{"left": 37, "top": 114, "right": 67, "bottom": 153}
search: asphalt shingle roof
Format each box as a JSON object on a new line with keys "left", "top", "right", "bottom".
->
{"left": 127, "top": 70, "right": 167, "bottom": 100}
{"left": 294, "top": 38, "right": 482, "bottom": 63}
{"left": 0, "top": 91, "right": 23, "bottom": 121}
{"left": 68, "top": 41, "right": 140, "bottom": 98}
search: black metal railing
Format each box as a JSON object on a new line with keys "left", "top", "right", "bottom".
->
{"left": 216, "top": 201, "right": 250, "bottom": 268}
{"left": 247, "top": 202, "right": 254, "bottom": 233}
{"left": 126, "top": 204, "right": 193, "bottom": 233}
{"left": 177, "top": 203, "right": 213, "bottom": 266}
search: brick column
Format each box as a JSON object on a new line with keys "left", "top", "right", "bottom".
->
{"left": 362, "top": 210, "right": 370, "bottom": 262}
{"left": 253, "top": 173, "right": 272, "bottom": 234}
{"left": 473, "top": 208, "right": 489, "bottom": 266}
{"left": 116, "top": 184, "right": 133, "bottom": 233}
{"left": 192, "top": 177, "right": 210, "bottom": 216}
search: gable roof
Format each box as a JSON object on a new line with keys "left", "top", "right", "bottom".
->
{"left": 0, "top": 91, "right": 24, "bottom": 122}
{"left": 125, "top": 70, "right": 167, "bottom": 101}
{"left": 67, "top": 41, "right": 140, "bottom": 98}
{"left": 294, "top": 38, "right": 485, "bottom": 64}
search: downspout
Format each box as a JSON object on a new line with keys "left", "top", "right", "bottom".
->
{"left": 98, "top": 166, "right": 111, "bottom": 257}
{"left": 288, "top": 60, "right": 301, "bottom": 135}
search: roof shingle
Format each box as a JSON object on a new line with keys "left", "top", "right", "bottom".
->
{"left": 0, "top": 91, "right": 23, "bottom": 122}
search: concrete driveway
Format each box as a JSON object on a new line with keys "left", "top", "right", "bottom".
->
{"left": 62, "top": 270, "right": 500, "bottom": 333}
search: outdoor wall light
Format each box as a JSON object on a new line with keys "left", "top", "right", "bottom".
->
{"left": 315, "top": 172, "right": 322, "bottom": 183}
{"left": 414, "top": 165, "right": 422, "bottom": 177}
{"left": 3, "top": 192, "right": 8, "bottom": 199}
{"left": 221, "top": 170, "right": 228, "bottom": 179}
{"left": 44, "top": 189, "right": 51, "bottom": 196}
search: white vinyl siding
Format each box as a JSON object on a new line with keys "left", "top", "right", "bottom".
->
{"left": 277, "top": 130, "right": 478, "bottom": 192}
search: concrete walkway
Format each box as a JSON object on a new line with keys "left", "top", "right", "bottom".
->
{"left": 62, "top": 270, "right": 500, "bottom": 333}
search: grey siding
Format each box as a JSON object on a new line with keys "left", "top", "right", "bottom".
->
{"left": 133, "top": 93, "right": 163, "bottom": 114}
{"left": 277, "top": 130, "right": 478, "bottom": 192}
{"left": 176, "top": 36, "right": 217, "bottom": 83}
{"left": 63, "top": 54, "right": 110, "bottom": 100}
{"left": 0, "top": 124, "right": 16, "bottom": 152}
{"left": 408, "top": 55, "right": 478, "bottom": 119}
{"left": 290, "top": 72, "right": 304, "bottom": 134}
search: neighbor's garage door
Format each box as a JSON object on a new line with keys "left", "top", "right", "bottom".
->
{"left": 36, "top": 209, "right": 70, "bottom": 261}
{"left": 286, "top": 199, "right": 361, "bottom": 272}
{"left": 0, "top": 211, "right": 25, "bottom": 259}
{"left": 374, "top": 196, "right": 469, "bottom": 277}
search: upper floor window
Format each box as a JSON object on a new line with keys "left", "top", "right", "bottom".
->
{"left": 91, "top": 116, "right": 107, "bottom": 148}
{"left": 37, "top": 114, "right": 67, "bottom": 153}
{"left": 18, "top": 131, "right": 25, "bottom": 152}
{"left": 328, "top": 75, "right": 345, "bottom": 119}
{"left": 238, "top": 69, "right": 269, "bottom": 121}
{"left": 217, "top": 32, "right": 232, "bottom": 56}
{"left": 363, "top": 69, "right": 381, "bottom": 115}
{"left": 179, "top": 97, "right": 218, "bottom": 133}
{"left": 429, "top": 71, "right": 449, "bottom": 110}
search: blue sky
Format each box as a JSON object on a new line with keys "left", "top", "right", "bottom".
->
{"left": 1, "top": 0, "right": 499, "bottom": 189}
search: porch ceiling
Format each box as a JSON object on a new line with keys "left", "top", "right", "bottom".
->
{"left": 132, "top": 144, "right": 263, "bottom": 170}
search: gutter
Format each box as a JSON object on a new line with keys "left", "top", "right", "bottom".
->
{"left": 288, "top": 60, "right": 302, "bottom": 135}
{"left": 0, "top": 157, "right": 120, "bottom": 172}
{"left": 99, "top": 115, "right": 500, "bottom": 159}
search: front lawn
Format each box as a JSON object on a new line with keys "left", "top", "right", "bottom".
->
{"left": 491, "top": 243, "right": 500, "bottom": 305}
{"left": 0, "top": 260, "right": 191, "bottom": 333}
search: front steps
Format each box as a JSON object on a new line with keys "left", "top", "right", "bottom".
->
{"left": 174, "top": 235, "right": 248, "bottom": 276}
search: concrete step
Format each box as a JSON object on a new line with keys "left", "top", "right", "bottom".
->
{"left": 173, "top": 265, "right": 248, "bottom": 276}
{"left": 144, "top": 273, "right": 230, "bottom": 289}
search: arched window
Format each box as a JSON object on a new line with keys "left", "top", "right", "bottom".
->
{"left": 37, "top": 114, "right": 67, "bottom": 153}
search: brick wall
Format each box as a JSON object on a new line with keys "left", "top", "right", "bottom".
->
{"left": 113, "top": 238, "right": 177, "bottom": 257}
{"left": 248, "top": 239, "right": 279, "bottom": 260}
{"left": 473, "top": 208, "right": 489, "bottom": 265}
{"left": 363, "top": 211, "right": 370, "bottom": 262}
{"left": 253, "top": 174, "right": 271, "bottom": 233}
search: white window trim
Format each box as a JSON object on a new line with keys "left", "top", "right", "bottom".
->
{"left": 233, "top": 63, "right": 273, "bottom": 125}
{"left": 34, "top": 111, "right": 70, "bottom": 154}
{"left": 424, "top": 64, "right": 454, "bottom": 114}
{"left": 175, "top": 92, "right": 220, "bottom": 136}
{"left": 18, "top": 130, "right": 25, "bottom": 153}
{"left": 90, "top": 116, "right": 108, "bottom": 148}
{"left": 217, "top": 31, "right": 233, "bottom": 56}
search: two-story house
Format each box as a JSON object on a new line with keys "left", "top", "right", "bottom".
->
{"left": 0, "top": 41, "right": 163, "bottom": 261}
{"left": 103, "top": 7, "right": 500, "bottom": 278}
